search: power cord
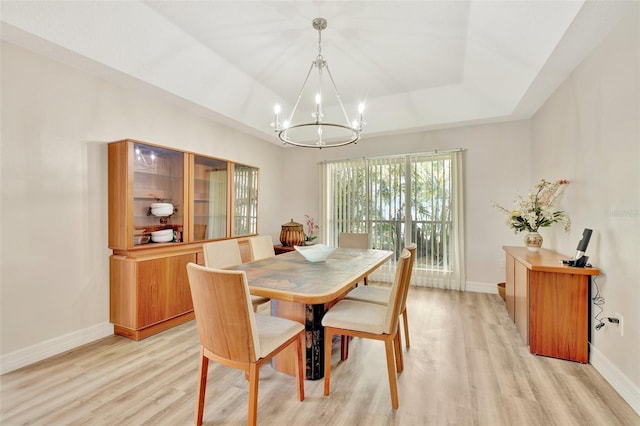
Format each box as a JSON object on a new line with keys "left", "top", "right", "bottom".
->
{"left": 592, "top": 276, "right": 605, "bottom": 331}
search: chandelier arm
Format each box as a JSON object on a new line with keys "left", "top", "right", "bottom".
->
{"left": 324, "top": 63, "right": 353, "bottom": 126}
{"left": 286, "top": 61, "right": 317, "bottom": 125}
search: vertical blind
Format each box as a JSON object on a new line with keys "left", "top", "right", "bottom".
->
{"left": 321, "top": 151, "right": 465, "bottom": 290}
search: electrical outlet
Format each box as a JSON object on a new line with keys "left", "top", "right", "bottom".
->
{"left": 615, "top": 313, "right": 624, "bottom": 336}
{"left": 608, "top": 313, "right": 624, "bottom": 336}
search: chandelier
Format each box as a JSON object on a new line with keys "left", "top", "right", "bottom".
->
{"left": 271, "top": 18, "right": 365, "bottom": 148}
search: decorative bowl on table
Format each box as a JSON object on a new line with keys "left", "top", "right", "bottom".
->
{"left": 294, "top": 244, "right": 336, "bottom": 262}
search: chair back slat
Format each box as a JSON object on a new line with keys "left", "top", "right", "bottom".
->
{"left": 338, "top": 232, "right": 369, "bottom": 249}
{"left": 202, "top": 239, "right": 242, "bottom": 269}
{"left": 383, "top": 249, "right": 411, "bottom": 333}
{"left": 248, "top": 235, "right": 276, "bottom": 261}
{"left": 187, "top": 263, "right": 260, "bottom": 362}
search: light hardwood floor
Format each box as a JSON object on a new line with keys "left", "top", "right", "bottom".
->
{"left": 1, "top": 287, "right": 638, "bottom": 425}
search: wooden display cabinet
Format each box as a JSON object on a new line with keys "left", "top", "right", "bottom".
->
{"left": 108, "top": 139, "right": 259, "bottom": 340}
{"left": 503, "top": 246, "right": 599, "bottom": 363}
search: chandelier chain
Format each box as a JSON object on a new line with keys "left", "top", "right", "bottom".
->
{"left": 317, "top": 24, "right": 322, "bottom": 57}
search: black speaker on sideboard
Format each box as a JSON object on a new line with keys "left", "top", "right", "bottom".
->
{"left": 562, "top": 228, "right": 592, "bottom": 267}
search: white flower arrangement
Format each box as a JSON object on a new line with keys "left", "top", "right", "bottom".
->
{"left": 493, "top": 179, "right": 571, "bottom": 233}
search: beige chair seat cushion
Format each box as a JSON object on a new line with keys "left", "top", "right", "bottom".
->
{"left": 345, "top": 285, "right": 389, "bottom": 305}
{"left": 321, "top": 300, "right": 387, "bottom": 335}
{"left": 255, "top": 313, "right": 304, "bottom": 358}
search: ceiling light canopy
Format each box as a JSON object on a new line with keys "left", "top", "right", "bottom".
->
{"left": 271, "top": 18, "right": 365, "bottom": 148}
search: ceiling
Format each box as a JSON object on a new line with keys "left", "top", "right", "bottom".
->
{"left": 0, "top": 1, "right": 631, "bottom": 145}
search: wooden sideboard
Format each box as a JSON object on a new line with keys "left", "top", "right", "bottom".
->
{"left": 503, "top": 246, "right": 600, "bottom": 363}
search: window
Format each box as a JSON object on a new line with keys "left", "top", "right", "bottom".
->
{"left": 321, "top": 151, "right": 465, "bottom": 290}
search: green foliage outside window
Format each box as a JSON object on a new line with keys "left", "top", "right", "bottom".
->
{"left": 328, "top": 154, "right": 453, "bottom": 270}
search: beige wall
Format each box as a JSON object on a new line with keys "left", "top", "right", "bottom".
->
{"left": 530, "top": 6, "right": 639, "bottom": 392}
{"left": 0, "top": 42, "right": 285, "bottom": 360}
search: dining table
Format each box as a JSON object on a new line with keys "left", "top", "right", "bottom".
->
{"left": 230, "top": 247, "right": 393, "bottom": 380}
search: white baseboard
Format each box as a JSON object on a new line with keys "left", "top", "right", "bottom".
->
{"left": 0, "top": 322, "right": 114, "bottom": 375}
{"left": 465, "top": 280, "right": 498, "bottom": 293}
{"left": 590, "top": 344, "right": 640, "bottom": 416}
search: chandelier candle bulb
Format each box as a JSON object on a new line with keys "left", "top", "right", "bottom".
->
{"left": 315, "top": 94, "right": 322, "bottom": 120}
{"left": 273, "top": 104, "right": 281, "bottom": 129}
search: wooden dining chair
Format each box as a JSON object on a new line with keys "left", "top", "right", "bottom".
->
{"left": 344, "top": 244, "right": 416, "bottom": 349}
{"left": 202, "top": 239, "right": 270, "bottom": 312}
{"left": 248, "top": 235, "right": 276, "bottom": 261}
{"left": 186, "top": 263, "right": 305, "bottom": 426}
{"left": 338, "top": 232, "right": 369, "bottom": 285}
{"left": 322, "top": 249, "right": 412, "bottom": 409}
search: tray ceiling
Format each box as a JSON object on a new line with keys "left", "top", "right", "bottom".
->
{"left": 1, "top": 1, "right": 631, "bottom": 145}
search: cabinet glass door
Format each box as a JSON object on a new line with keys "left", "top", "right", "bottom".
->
{"left": 133, "top": 143, "right": 184, "bottom": 244}
{"left": 193, "top": 155, "right": 228, "bottom": 240}
{"left": 233, "top": 164, "right": 259, "bottom": 236}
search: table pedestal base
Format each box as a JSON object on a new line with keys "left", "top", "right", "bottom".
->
{"left": 271, "top": 300, "right": 325, "bottom": 380}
